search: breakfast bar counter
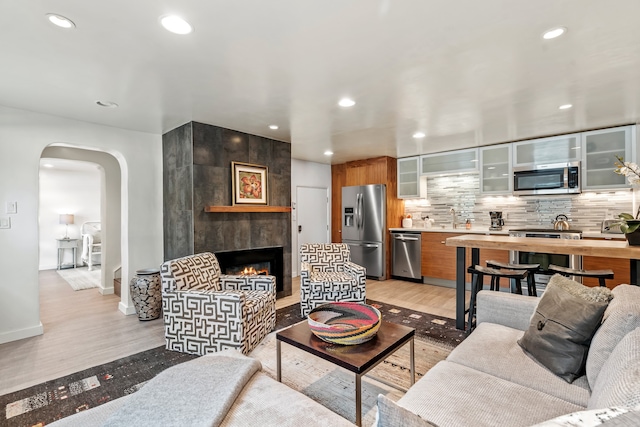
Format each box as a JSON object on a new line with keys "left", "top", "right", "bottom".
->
{"left": 445, "top": 234, "right": 640, "bottom": 330}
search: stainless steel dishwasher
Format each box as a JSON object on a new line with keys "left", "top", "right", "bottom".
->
{"left": 391, "top": 231, "right": 422, "bottom": 280}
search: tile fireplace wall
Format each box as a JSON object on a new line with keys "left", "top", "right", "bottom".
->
{"left": 162, "top": 121, "right": 292, "bottom": 297}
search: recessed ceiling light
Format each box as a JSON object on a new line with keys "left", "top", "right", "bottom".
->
{"left": 559, "top": 104, "right": 573, "bottom": 110}
{"left": 269, "top": 125, "right": 278, "bottom": 130}
{"left": 43, "top": 163, "right": 54, "bottom": 168}
{"left": 412, "top": 132, "right": 426, "bottom": 139}
{"left": 338, "top": 98, "right": 355, "bottom": 108}
{"left": 46, "top": 14, "right": 76, "bottom": 29}
{"left": 96, "top": 101, "right": 119, "bottom": 108}
{"left": 542, "top": 27, "right": 566, "bottom": 40}
{"left": 160, "top": 15, "right": 193, "bottom": 35}
{"left": 324, "top": 150, "right": 334, "bottom": 156}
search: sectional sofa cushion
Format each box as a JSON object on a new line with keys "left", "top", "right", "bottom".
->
{"left": 588, "top": 327, "right": 640, "bottom": 409}
{"left": 447, "top": 322, "right": 590, "bottom": 407}
{"left": 518, "top": 280, "right": 609, "bottom": 383}
{"left": 396, "top": 360, "right": 584, "bottom": 427}
{"left": 376, "top": 394, "right": 438, "bottom": 427}
{"left": 531, "top": 407, "right": 634, "bottom": 427}
{"left": 586, "top": 285, "right": 640, "bottom": 390}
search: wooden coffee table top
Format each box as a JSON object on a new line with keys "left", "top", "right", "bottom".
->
{"left": 276, "top": 320, "right": 415, "bottom": 375}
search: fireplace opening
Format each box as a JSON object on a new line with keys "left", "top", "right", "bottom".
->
{"left": 215, "top": 246, "right": 284, "bottom": 294}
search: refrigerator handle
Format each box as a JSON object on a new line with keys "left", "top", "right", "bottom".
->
{"left": 356, "top": 193, "right": 361, "bottom": 228}
{"left": 358, "top": 192, "right": 363, "bottom": 229}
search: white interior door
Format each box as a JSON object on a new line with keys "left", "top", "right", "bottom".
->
{"left": 296, "top": 186, "right": 329, "bottom": 269}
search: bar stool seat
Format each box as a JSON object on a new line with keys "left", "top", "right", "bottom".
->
{"left": 486, "top": 260, "right": 541, "bottom": 296}
{"left": 466, "top": 265, "right": 529, "bottom": 332}
{"left": 548, "top": 264, "right": 614, "bottom": 287}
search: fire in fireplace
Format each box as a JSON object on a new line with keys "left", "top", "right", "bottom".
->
{"left": 215, "top": 246, "right": 284, "bottom": 294}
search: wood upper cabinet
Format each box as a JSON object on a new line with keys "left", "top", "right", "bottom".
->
{"left": 582, "top": 237, "right": 630, "bottom": 288}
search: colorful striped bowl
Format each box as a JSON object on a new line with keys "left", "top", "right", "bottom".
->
{"left": 307, "top": 302, "right": 382, "bottom": 345}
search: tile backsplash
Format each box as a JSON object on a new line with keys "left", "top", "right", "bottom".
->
{"left": 403, "top": 174, "right": 636, "bottom": 231}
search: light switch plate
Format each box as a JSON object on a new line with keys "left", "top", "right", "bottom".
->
{"left": 6, "top": 201, "right": 17, "bottom": 214}
{"left": 0, "top": 217, "right": 10, "bottom": 229}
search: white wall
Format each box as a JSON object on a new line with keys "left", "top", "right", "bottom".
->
{"left": 0, "top": 105, "right": 163, "bottom": 345}
{"left": 39, "top": 164, "right": 101, "bottom": 270}
{"left": 291, "top": 159, "right": 332, "bottom": 276}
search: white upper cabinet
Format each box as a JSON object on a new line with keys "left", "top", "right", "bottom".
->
{"left": 582, "top": 125, "right": 635, "bottom": 190}
{"left": 397, "top": 156, "right": 426, "bottom": 198}
{"left": 420, "top": 148, "right": 478, "bottom": 175}
{"left": 480, "top": 145, "right": 511, "bottom": 194}
{"left": 513, "top": 134, "right": 581, "bottom": 167}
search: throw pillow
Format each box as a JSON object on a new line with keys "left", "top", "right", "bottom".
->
{"left": 548, "top": 274, "right": 612, "bottom": 303}
{"left": 377, "top": 394, "right": 439, "bottom": 427}
{"left": 518, "top": 276, "right": 610, "bottom": 383}
{"left": 531, "top": 407, "right": 631, "bottom": 427}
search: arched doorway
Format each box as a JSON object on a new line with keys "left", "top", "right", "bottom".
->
{"left": 39, "top": 146, "right": 122, "bottom": 299}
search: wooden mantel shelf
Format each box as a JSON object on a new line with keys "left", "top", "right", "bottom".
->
{"left": 204, "top": 206, "right": 292, "bottom": 213}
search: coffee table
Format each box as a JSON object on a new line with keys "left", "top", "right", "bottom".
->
{"left": 276, "top": 320, "right": 415, "bottom": 426}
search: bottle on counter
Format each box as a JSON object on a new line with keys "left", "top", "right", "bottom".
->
{"left": 466, "top": 219, "right": 472, "bottom": 229}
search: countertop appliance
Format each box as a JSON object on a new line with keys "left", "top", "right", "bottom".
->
{"left": 489, "top": 211, "right": 504, "bottom": 231}
{"left": 553, "top": 214, "right": 570, "bottom": 230}
{"left": 391, "top": 231, "right": 422, "bottom": 281}
{"left": 508, "top": 228, "right": 583, "bottom": 294}
{"left": 513, "top": 161, "right": 580, "bottom": 196}
{"left": 342, "top": 184, "right": 386, "bottom": 280}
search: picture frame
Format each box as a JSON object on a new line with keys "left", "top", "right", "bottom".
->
{"left": 232, "top": 161, "right": 268, "bottom": 205}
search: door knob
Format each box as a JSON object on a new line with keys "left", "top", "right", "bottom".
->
{"left": 298, "top": 225, "right": 302, "bottom": 233}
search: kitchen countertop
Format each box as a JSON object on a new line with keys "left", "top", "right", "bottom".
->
{"left": 389, "top": 227, "right": 625, "bottom": 240}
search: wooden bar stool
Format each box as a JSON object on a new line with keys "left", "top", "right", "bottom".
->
{"left": 486, "top": 260, "right": 541, "bottom": 296}
{"left": 548, "top": 264, "right": 614, "bottom": 287}
{"left": 466, "top": 265, "right": 529, "bottom": 332}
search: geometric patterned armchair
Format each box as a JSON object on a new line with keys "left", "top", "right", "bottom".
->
{"left": 160, "top": 252, "right": 276, "bottom": 356}
{"left": 299, "top": 243, "right": 366, "bottom": 317}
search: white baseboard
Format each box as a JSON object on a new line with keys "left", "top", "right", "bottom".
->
{"left": 0, "top": 322, "right": 44, "bottom": 344}
{"left": 99, "top": 285, "right": 114, "bottom": 295}
{"left": 118, "top": 301, "right": 137, "bottom": 315}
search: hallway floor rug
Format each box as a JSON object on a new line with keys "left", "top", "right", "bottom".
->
{"left": 56, "top": 266, "right": 101, "bottom": 291}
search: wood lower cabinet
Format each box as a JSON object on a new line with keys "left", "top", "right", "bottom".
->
{"left": 421, "top": 232, "right": 462, "bottom": 281}
{"left": 421, "top": 232, "right": 509, "bottom": 286}
{"left": 582, "top": 238, "right": 630, "bottom": 288}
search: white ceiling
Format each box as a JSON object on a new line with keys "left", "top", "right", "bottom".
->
{"left": 2, "top": 1, "right": 640, "bottom": 164}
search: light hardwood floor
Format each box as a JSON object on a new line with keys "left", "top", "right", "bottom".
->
{"left": 0, "top": 271, "right": 461, "bottom": 396}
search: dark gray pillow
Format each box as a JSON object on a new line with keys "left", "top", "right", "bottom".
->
{"left": 518, "top": 280, "right": 609, "bottom": 383}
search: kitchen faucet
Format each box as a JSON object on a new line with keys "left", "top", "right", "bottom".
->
{"left": 450, "top": 208, "right": 458, "bottom": 229}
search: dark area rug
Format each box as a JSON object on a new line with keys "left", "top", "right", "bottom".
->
{"left": 1, "top": 300, "right": 464, "bottom": 426}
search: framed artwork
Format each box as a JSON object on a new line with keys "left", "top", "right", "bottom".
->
{"left": 232, "top": 162, "right": 268, "bottom": 205}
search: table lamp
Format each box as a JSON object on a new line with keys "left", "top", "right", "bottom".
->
{"left": 59, "top": 214, "right": 74, "bottom": 239}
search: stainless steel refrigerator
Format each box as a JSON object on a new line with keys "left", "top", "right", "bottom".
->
{"left": 341, "top": 184, "right": 386, "bottom": 280}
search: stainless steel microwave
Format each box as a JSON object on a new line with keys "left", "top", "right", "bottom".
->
{"left": 513, "top": 161, "right": 580, "bottom": 196}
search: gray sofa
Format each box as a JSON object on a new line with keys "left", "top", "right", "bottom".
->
{"left": 389, "top": 284, "right": 640, "bottom": 426}
{"left": 48, "top": 283, "right": 640, "bottom": 427}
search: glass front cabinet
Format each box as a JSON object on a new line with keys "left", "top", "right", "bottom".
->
{"left": 421, "top": 148, "right": 478, "bottom": 175}
{"left": 512, "top": 134, "right": 581, "bottom": 167}
{"left": 480, "top": 145, "right": 511, "bottom": 194}
{"left": 581, "top": 125, "right": 635, "bottom": 190}
{"left": 397, "top": 156, "right": 426, "bottom": 198}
